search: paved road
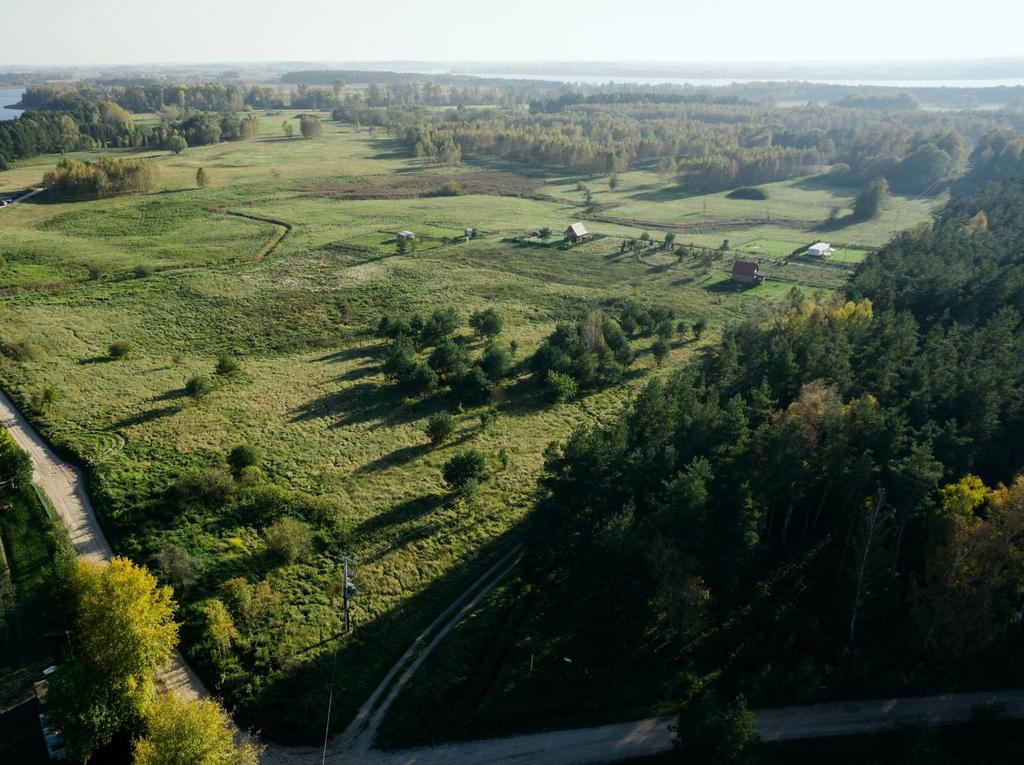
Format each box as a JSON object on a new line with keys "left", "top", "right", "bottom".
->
{"left": 0, "top": 389, "right": 207, "bottom": 702}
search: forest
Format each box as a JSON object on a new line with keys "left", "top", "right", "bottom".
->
{"left": 334, "top": 93, "right": 1024, "bottom": 191}
{"left": 515, "top": 175, "right": 1024, "bottom": 725}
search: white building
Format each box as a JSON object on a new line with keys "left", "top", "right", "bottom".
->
{"left": 808, "top": 242, "right": 833, "bottom": 257}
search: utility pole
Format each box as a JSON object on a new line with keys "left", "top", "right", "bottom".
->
{"left": 342, "top": 557, "right": 351, "bottom": 633}
{"left": 341, "top": 555, "right": 358, "bottom": 633}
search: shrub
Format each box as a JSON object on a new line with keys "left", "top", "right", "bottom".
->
{"left": 1, "top": 339, "right": 43, "bottom": 362}
{"left": 420, "top": 308, "right": 461, "bottom": 347}
{"left": 469, "top": 308, "right": 504, "bottom": 339}
{"left": 227, "top": 444, "right": 261, "bottom": 476}
{"left": 299, "top": 114, "right": 323, "bottom": 139}
{"left": 166, "top": 135, "right": 187, "bottom": 154}
{"left": 726, "top": 186, "right": 768, "bottom": 200}
{"left": 425, "top": 411, "right": 456, "bottom": 444}
{"left": 652, "top": 336, "right": 670, "bottom": 366}
{"left": 399, "top": 361, "right": 438, "bottom": 395}
{"left": 382, "top": 336, "right": 416, "bottom": 380}
{"left": 0, "top": 430, "right": 33, "bottom": 490}
{"left": 853, "top": 178, "right": 890, "bottom": 221}
{"left": 425, "top": 180, "right": 462, "bottom": 197}
{"left": 455, "top": 364, "right": 492, "bottom": 405}
{"left": 133, "top": 264, "right": 154, "bottom": 278}
{"left": 377, "top": 315, "right": 412, "bottom": 340}
{"left": 545, "top": 370, "right": 578, "bottom": 403}
{"left": 479, "top": 407, "right": 499, "bottom": 431}
{"left": 170, "top": 467, "right": 234, "bottom": 509}
{"left": 480, "top": 343, "right": 512, "bottom": 383}
{"left": 185, "top": 375, "right": 214, "bottom": 398}
{"left": 442, "top": 449, "right": 486, "bottom": 491}
{"left": 108, "top": 341, "right": 133, "bottom": 360}
{"left": 215, "top": 355, "right": 241, "bottom": 376}
{"left": 673, "top": 693, "right": 759, "bottom": 764}
{"left": 154, "top": 543, "right": 202, "bottom": 592}
{"left": 264, "top": 517, "right": 314, "bottom": 564}
{"left": 428, "top": 340, "right": 468, "bottom": 380}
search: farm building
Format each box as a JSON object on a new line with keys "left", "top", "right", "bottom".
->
{"left": 731, "top": 260, "right": 766, "bottom": 285}
{"left": 397, "top": 231, "right": 415, "bottom": 241}
{"left": 807, "top": 242, "right": 833, "bottom": 257}
{"left": 564, "top": 222, "right": 589, "bottom": 242}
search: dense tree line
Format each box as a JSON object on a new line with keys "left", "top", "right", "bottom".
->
{"left": 0, "top": 104, "right": 261, "bottom": 170}
{"left": 524, "top": 176, "right": 1024, "bottom": 712}
{"left": 43, "top": 157, "right": 159, "bottom": 198}
{"left": 959, "top": 129, "right": 1024, "bottom": 188}
{"left": 335, "top": 96, "right": 1024, "bottom": 190}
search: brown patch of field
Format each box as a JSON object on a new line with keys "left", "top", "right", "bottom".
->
{"left": 297, "top": 171, "right": 544, "bottom": 200}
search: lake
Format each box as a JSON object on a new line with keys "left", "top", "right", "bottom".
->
{"left": 460, "top": 73, "right": 1024, "bottom": 89}
{"left": 0, "top": 88, "right": 25, "bottom": 120}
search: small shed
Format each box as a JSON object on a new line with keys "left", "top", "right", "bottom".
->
{"left": 397, "top": 231, "right": 415, "bottom": 241}
{"left": 564, "top": 222, "right": 589, "bottom": 243}
{"left": 807, "top": 242, "right": 833, "bottom": 257}
{"left": 731, "top": 260, "right": 766, "bottom": 285}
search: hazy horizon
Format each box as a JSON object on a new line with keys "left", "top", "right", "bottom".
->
{"left": 4, "top": 0, "right": 1024, "bottom": 68}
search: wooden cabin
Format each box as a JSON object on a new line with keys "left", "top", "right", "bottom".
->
{"left": 731, "top": 260, "right": 766, "bottom": 285}
{"left": 564, "top": 222, "right": 589, "bottom": 243}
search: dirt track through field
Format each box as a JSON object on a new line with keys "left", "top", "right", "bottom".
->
{"left": 6, "top": 387, "right": 1024, "bottom": 763}
{"left": 0, "top": 389, "right": 207, "bottom": 703}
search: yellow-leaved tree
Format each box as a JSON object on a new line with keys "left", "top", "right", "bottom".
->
{"left": 133, "top": 692, "right": 262, "bottom": 765}
{"left": 49, "top": 557, "right": 178, "bottom": 762}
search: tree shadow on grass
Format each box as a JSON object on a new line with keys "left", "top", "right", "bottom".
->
{"left": 153, "top": 387, "right": 189, "bottom": 402}
{"left": 314, "top": 344, "right": 381, "bottom": 364}
{"left": 705, "top": 279, "right": 750, "bottom": 294}
{"left": 355, "top": 442, "right": 434, "bottom": 476}
{"left": 109, "top": 404, "right": 181, "bottom": 430}
{"left": 355, "top": 430, "right": 473, "bottom": 476}
{"left": 331, "top": 364, "right": 377, "bottom": 384}
{"left": 646, "top": 260, "right": 679, "bottom": 275}
{"left": 627, "top": 185, "right": 700, "bottom": 203}
{"left": 353, "top": 491, "right": 446, "bottom": 536}
{"left": 290, "top": 381, "right": 429, "bottom": 431}
{"left": 499, "top": 375, "right": 551, "bottom": 418}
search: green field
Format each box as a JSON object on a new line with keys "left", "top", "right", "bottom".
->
{"left": 0, "top": 114, "right": 938, "bottom": 742}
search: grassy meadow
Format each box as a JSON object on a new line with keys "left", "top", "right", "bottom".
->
{"left": 0, "top": 112, "right": 940, "bottom": 742}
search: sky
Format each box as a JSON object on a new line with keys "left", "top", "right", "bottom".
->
{"left": 2, "top": 0, "right": 1023, "bottom": 67}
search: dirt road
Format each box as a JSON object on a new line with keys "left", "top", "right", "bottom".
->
{"left": 0, "top": 389, "right": 207, "bottom": 702}
{"left": 6, "top": 388, "right": 1023, "bottom": 763}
